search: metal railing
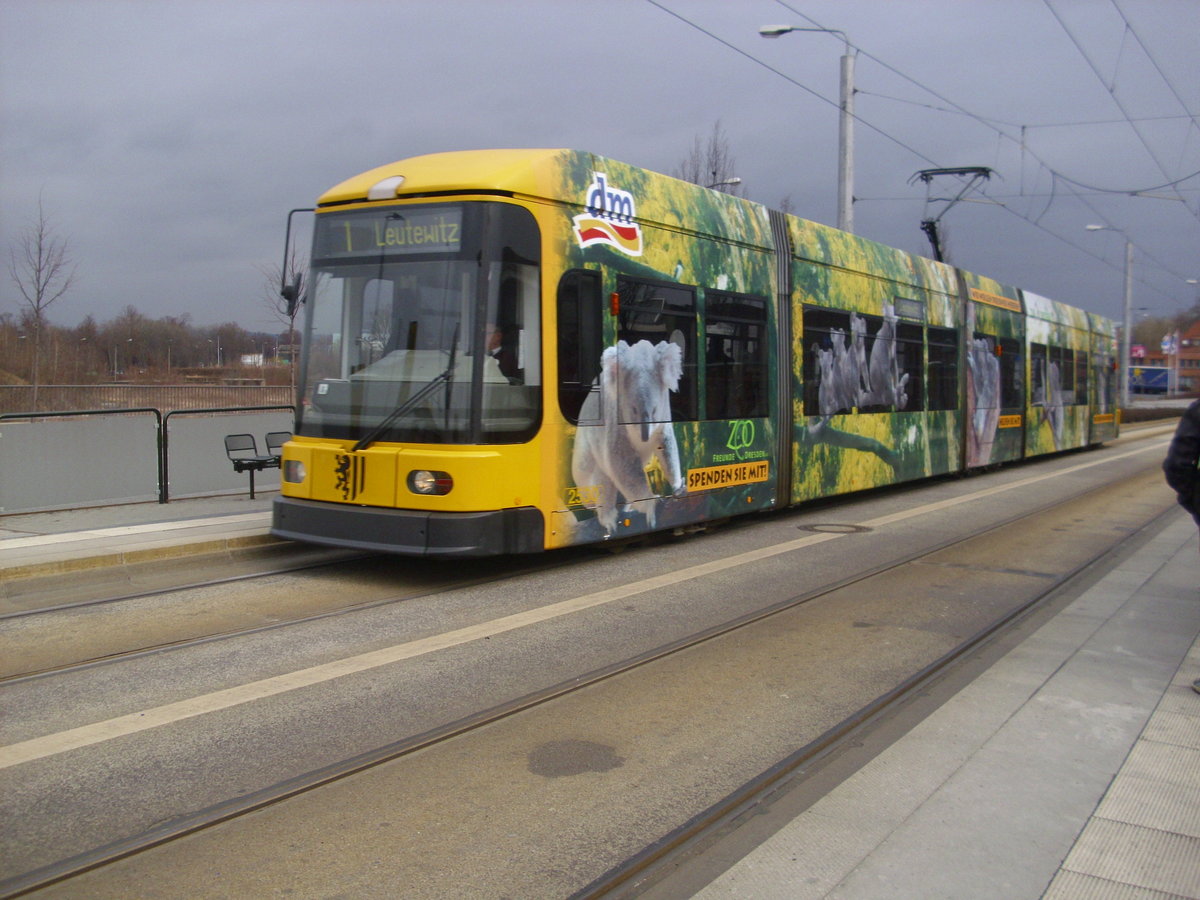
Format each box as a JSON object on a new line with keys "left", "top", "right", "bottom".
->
{"left": 0, "top": 384, "right": 293, "bottom": 415}
{"left": 161, "top": 405, "right": 295, "bottom": 503}
{"left": 0, "top": 404, "right": 295, "bottom": 511}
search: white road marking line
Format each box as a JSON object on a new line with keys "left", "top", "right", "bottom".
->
{"left": 0, "top": 440, "right": 1169, "bottom": 769}
{"left": 0, "top": 530, "right": 845, "bottom": 769}
{"left": 861, "top": 441, "right": 1169, "bottom": 528}
{"left": 0, "top": 513, "right": 269, "bottom": 550}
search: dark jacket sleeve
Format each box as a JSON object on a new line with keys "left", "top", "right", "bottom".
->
{"left": 1163, "top": 400, "right": 1200, "bottom": 516}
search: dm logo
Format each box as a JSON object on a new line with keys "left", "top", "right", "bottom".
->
{"left": 572, "top": 173, "right": 643, "bottom": 257}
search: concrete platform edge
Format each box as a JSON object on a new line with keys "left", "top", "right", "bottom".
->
{"left": 0, "top": 495, "right": 280, "bottom": 581}
{"left": 1, "top": 533, "right": 283, "bottom": 581}
{"left": 693, "top": 512, "right": 1200, "bottom": 900}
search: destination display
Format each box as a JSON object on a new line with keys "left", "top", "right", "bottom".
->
{"left": 314, "top": 207, "right": 463, "bottom": 259}
{"left": 969, "top": 287, "right": 1022, "bottom": 313}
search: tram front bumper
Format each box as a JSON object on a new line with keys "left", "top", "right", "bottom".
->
{"left": 271, "top": 496, "right": 544, "bottom": 557}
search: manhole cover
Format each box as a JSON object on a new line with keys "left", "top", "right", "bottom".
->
{"left": 528, "top": 740, "right": 625, "bottom": 778}
{"left": 797, "top": 523, "right": 872, "bottom": 534}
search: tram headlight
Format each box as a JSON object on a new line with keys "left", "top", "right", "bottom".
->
{"left": 283, "top": 460, "right": 306, "bottom": 483}
{"left": 408, "top": 469, "right": 453, "bottom": 495}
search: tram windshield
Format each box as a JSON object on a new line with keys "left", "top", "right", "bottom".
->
{"left": 295, "top": 202, "right": 541, "bottom": 445}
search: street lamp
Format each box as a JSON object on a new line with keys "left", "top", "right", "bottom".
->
{"left": 707, "top": 177, "right": 742, "bottom": 191}
{"left": 1085, "top": 225, "right": 1133, "bottom": 410}
{"left": 760, "top": 24, "right": 855, "bottom": 233}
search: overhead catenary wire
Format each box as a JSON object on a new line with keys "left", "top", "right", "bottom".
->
{"left": 1041, "top": 0, "right": 1198, "bottom": 218}
{"left": 641, "top": 0, "right": 941, "bottom": 170}
{"left": 775, "top": 0, "right": 1199, "bottom": 213}
{"left": 767, "top": 1, "right": 1200, "bottom": 302}
{"left": 854, "top": 90, "right": 1197, "bottom": 135}
{"left": 1109, "top": 0, "right": 1200, "bottom": 177}
{"left": 1109, "top": 0, "right": 1200, "bottom": 148}
{"left": 642, "top": 0, "right": 1197, "bottom": 307}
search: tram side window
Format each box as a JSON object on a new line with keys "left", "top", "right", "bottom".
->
{"left": 927, "top": 327, "right": 959, "bottom": 411}
{"left": 1093, "top": 350, "right": 1117, "bottom": 412}
{"left": 803, "top": 307, "right": 851, "bottom": 416}
{"left": 999, "top": 337, "right": 1023, "bottom": 409}
{"left": 895, "top": 323, "right": 924, "bottom": 412}
{"left": 1074, "top": 349, "right": 1088, "bottom": 405}
{"left": 1031, "top": 342, "right": 1048, "bottom": 406}
{"left": 1053, "top": 346, "right": 1076, "bottom": 404}
{"left": 855, "top": 313, "right": 921, "bottom": 414}
{"left": 705, "top": 291, "right": 769, "bottom": 419}
{"left": 557, "top": 270, "right": 603, "bottom": 424}
{"left": 616, "top": 277, "right": 698, "bottom": 421}
{"left": 973, "top": 333, "right": 1024, "bottom": 410}
{"left": 804, "top": 306, "right": 922, "bottom": 415}
{"left": 1031, "top": 342, "right": 1080, "bottom": 407}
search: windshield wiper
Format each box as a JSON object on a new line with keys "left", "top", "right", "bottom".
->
{"left": 352, "top": 324, "right": 460, "bottom": 452}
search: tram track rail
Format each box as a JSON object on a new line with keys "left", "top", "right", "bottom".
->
{"left": 576, "top": 503, "right": 1175, "bottom": 900}
{"left": 0, "top": 551, "right": 372, "bottom": 623}
{"left": 0, "top": 550, "right": 579, "bottom": 685}
{"left": 2, "top": 424, "right": 1175, "bottom": 687}
{"left": 1, "top": 455, "right": 1168, "bottom": 899}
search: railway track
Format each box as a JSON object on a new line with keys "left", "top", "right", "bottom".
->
{"left": 0, "top": 548, "right": 575, "bottom": 683}
{"left": 1, "top": 551, "right": 369, "bottom": 624}
{"left": 1, "top": 437, "right": 1174, "bottom": 898}
{"left": 576, "top": 499, "right": 1171, "bottom": 899}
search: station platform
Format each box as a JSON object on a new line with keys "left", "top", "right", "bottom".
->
{"left": 0, "top": 493, "right": 279, "bottom": 581}
{"left": 1, "top": 494, "right": 1197, "bottom": 898}
{"left": 691, "top": 511, "right": 1200, "bottom": 900}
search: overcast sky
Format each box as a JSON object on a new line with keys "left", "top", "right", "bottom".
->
{"left": 2, "top": 0, "right": 1197, "bottom": 336}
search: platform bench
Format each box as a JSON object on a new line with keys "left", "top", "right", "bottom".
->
{"left": 224, "top": 431, "right": 290, "bottom": 499}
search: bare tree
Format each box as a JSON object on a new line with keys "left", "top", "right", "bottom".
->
{"left": 257, "top": 245, "right": 306, "bottom": 391}
{"left": 675, "top": 120, "right": 744, "bottom": 196}
{"left": 8, "top": 196, "right": 76, "bottom": 407}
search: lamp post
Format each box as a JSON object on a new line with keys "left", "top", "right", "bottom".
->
{"left": 760, "top": 24, "right": 854, "bottom": 233}
{"left": 1185, "top": 280, "right": 1200, "bottom": 395}
{"left": 1085, "top": 225, "right": 1132, "bottom": 410}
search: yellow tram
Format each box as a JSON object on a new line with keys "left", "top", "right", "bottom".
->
{"left": 272, "top": 149, "right": 1119, "bottom": 555}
